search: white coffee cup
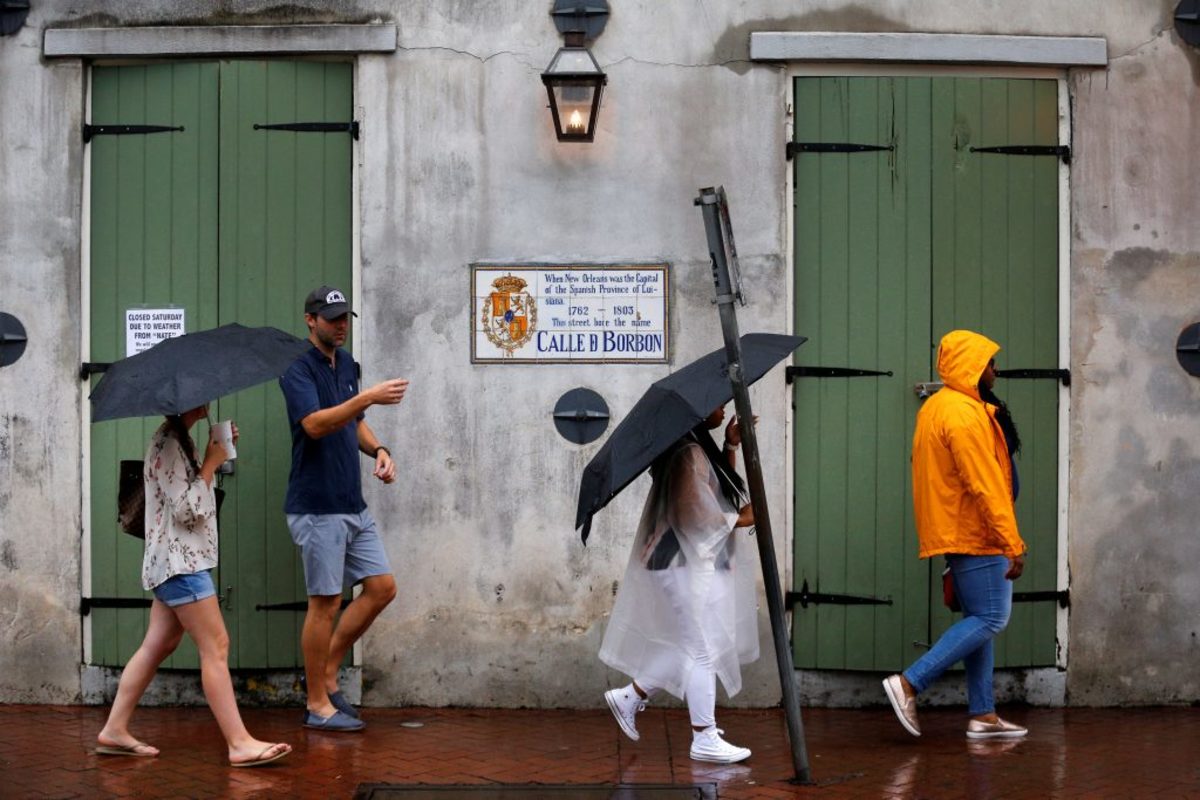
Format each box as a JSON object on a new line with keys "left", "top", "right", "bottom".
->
{"left": 212, "top": 419, "right": 237, "bottom": 460}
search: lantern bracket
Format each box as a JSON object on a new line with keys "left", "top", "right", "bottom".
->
{"left": 550, "top": 0, "right": 609, "bottom": 40}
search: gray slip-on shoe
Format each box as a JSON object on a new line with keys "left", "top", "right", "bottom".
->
{"left": 303, "top": 709, "right": 365, "bottom": 732}
{"left": 328, "top": 690, "right": 361, "bottom": 719}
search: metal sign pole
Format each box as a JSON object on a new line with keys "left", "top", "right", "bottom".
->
{"left": 694, "top": 186, "right": 813, "bottom": 785}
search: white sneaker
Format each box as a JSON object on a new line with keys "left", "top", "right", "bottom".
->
{"left": 604, "top": 687, "right": 645, "bottom": 741}
{"left": 689, "top": 727, "right": 751, "bottom": 764}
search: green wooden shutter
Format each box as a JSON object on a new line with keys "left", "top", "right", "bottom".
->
{"left": 792, "top": 77, "right": 932, "bottom": 670}
{"left": 89, "top": 62, "right": 220, "bottom": 668}
{"left": 928, "top": 77, "right": 1060, "bottom": 667}
{"left": 216, "top": 60, "right": 355, "bottom": 668}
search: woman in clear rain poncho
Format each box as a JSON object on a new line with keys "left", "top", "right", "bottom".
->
{"left": 600, "top": 404, "right": 759, "bottom": 764}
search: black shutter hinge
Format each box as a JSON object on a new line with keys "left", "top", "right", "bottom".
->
{"left": 1012, "top": 589, "right": 1070, "bottom": 608}
{"left": 256, "top": 598, "right": 351, "bottom": 612}
{"left": 81, "top": 362, "right": 110, "bottom": 380}
{"left": 83, "top": 124, "right": 184, "bottom": 143}
{"left": 785, "top": 579, "right": 893, "bottom": 611}
{"left": 80, "top": 597, "right": 152, "bottom": 615}
{"left": 995, "top": 368, "right": 1071, "bottom": 387}
{"left": 786, "top": 366, "right": 893, "bottom": 383}
{"left": 970, "top": 145, "right": 1071, "bottom": 164}
{"left": 254, "top": 121, "right": 360, "bottom": 140}
{"left": 787, "top": 141, "right": 894, "bottom": 160}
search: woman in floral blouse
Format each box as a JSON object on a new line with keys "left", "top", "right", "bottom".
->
{"left": 96, "top": 405, "right": 291, "bottom": 768}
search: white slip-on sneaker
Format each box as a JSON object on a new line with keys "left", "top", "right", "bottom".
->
{"left": 604, "top": 687, "right": 645, "bottom": 741}
{"left": 966, "top": 717, "right": 1028, "bottom": 740}
{"left": 689, "top": 727, "right": 751, "bottom": 764}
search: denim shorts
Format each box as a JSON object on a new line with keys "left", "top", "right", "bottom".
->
{"left": 286, "top": 510, "right": 392, "bottom": 597}
{"left": 152, "top": 570, "right": 217, "bottom": 607}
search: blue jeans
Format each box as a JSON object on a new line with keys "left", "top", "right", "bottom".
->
{"left": 903, "top": 555, "right": 1012, "bottom": 716}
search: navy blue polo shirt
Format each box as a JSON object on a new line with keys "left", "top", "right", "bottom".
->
{"left": 279, "top": 346, "right": 367, "bottom": 514}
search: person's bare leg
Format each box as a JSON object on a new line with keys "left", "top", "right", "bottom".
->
{"left": 303, "top": 594, "right": 342, "bottom": 717}
{"left": 97, "top": 600, "right": 184, "bottom": 755}
{"left": 174, "top": 597, "right": 290, "bottom": 764}
{"left": 323, "top": 575, "right": 396, "bottom": 695}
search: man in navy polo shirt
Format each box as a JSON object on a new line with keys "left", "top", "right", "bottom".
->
{"left": 280, "top": 285, "right": 409, "bottom": 732}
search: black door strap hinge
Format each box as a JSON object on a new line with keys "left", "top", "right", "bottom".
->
{"left": 785, "top": 579, "right": 893, "bottom": 611}
{"left": 787, "top": 141, "right": 894, "bottom": 160}
{"left": 256, "top": 598, "right": 352, "bottom": 612}
{"left": 786, "top": 366, "right": 893, "bottom": 383}
{"left": 1012, "top": 589, "right": 1070, "bottom": 608}
{"left": 80, "top": 361, "right": 111, "bottom": 380}
{"left": 995, "top": 368, "right": 1071, "bottom": 387}
{"left": 83, "top": 124, "right": 184, "bottom": 143}
{"left": 254, "top": 121, "right": 360, "bottom": 140}
{"left": 80, "top": 597, "right": 152, "bottom": 615}
{"left": 80, "top": 362, "right": 111, "bottom": 380}
{"left": 970, "top": 145, "right": 1071, "bottom": 164}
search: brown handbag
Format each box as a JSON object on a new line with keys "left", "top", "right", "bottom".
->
{"left": 116, "top": 460, "right": 146, "bottom": 538}
{"left": 116, "top": 459, "right": 224, "bottom": 539}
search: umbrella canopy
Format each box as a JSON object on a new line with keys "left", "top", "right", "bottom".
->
{"left": 89, "top": 323, "right": 312, "bottom": 422}
{"left": 576, "top": 332, "right": 805, "bottom": 542}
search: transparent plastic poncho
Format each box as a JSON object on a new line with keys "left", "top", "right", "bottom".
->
{"left": 599, "top": 439, "right": 759, "bottom": 700}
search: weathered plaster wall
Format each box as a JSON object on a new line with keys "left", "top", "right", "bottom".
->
{"left": 3, "top": 0, "right": 1197, "bottom": 707}
{"left": 1067, "top": 10, "right": 1200, "bottom": 704}
{"left": 0, "top": 5, "right": 85, "bottom": 702}
{"left": 352, "top": 8, "right": 790, "bottom": 706}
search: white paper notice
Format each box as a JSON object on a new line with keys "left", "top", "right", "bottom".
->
{"left": 126, "top": 308, "right": 186, "bottom": 356}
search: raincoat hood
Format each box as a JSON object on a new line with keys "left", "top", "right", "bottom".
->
{"left": 936, "top": 330, "right": 1000, "bottom": 401}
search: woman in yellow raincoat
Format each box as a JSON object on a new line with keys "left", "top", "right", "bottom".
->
{"left": 882, "top": 330, "right": 1029, "bottom": 741}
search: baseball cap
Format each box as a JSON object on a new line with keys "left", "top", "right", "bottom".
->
{"left": 304, "top": 285, "right": 358, "bottom": 320}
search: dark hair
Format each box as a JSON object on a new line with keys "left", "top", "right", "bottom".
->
{"left": 979, "top": 383, "right": 1021, "bottom": 456}
{"left": 653, "top": 421, "right": 747, "bottom": 509}
{"left": 164, "top": 414, "right": 201, "bottom": 478}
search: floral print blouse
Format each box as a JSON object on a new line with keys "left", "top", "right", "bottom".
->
{"left": 141, "top": 424, "right": 218, "bottom": 590}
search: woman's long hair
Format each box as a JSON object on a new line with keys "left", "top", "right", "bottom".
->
{"left": 164, "top": 414, "right": 201, "bottom": 478}
{"left": 652, "top": 420, "right": 747, "bottom": 509}
{"left": 979, "top": 383, "right": 1021, "bottom": 456}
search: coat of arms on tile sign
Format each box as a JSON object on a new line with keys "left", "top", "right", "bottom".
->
{"left": 481, "top": 274, "right": 537, "bottom": 356}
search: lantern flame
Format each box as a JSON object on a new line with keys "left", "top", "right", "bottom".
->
{"left": 568, "top": 109, "right": 584, "bottom": 131}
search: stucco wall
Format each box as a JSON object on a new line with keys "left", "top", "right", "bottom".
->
{"left": 0, "top": 12, "right": 85, "bottom": 702}
{"left": 1, "top": 0, "right": 1197, "bottom": 707}
{"left": 1067, "top": 15, "right": 1200, "bottom": 704}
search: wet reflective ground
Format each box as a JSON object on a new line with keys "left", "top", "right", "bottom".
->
{"left": 4, "top": 704, "right": 1197, "bottom": 798}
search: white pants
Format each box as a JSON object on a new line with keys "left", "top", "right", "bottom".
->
{"left": 636, "top": 567, "right": 718, "bottom": 729}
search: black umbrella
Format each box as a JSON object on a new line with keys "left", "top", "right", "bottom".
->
{"left": 89, "top": 323, "right": 311, "bottom": 422}
{"left": 575, "top": 332, "right": 805, "bottom": 542}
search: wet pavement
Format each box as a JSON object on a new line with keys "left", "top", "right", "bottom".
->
{"left": 2, "top": 703, "right": 1198, "bottom": 798}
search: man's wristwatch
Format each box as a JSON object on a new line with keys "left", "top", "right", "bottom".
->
{"left": 372, "top": 446, "right": 391, "bottom": 459}
{"left": 724, "top": 440, "right": 737, "bottom": 451}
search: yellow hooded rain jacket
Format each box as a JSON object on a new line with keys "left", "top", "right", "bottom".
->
{"left": 911, "top": 330, "right": 1026, "bottom": 559}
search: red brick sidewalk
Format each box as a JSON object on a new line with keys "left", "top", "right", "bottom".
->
{"left": 2, "top": 703, "right": 1197, "bottom": 799}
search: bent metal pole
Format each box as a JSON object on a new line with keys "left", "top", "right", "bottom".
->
{"left": 694, "top": 186, "right": 812, "bottom": 785}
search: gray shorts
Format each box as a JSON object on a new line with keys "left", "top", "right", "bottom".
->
{"left": 286, "top": 511, "right": 392, "bottom": 597}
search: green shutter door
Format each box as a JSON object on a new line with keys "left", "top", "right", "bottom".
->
{"left": 792, "top": 76, "right": 1060, "bottom": 671}
{"left": 216, "top": 60, "right": 355, "bottom": 668}
{"left": 88, "top": 61, "right": 353, "bottom": 670}
{"left": 89, "top": 63, "right": 220, "bottom": 669}
{"left": 927, "top": 78, "right": 1060, "bottom": 667}
{"left": 792, "top": 77, "right": 933, "bottom": 670}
